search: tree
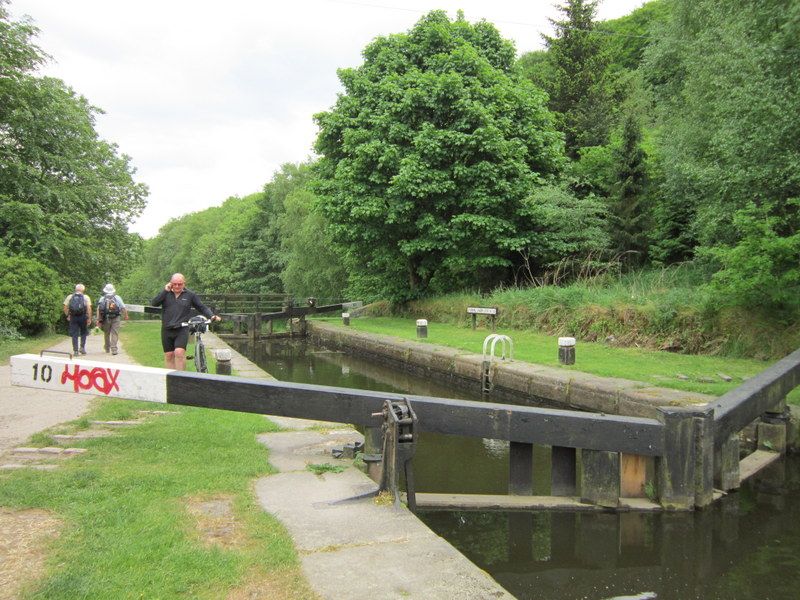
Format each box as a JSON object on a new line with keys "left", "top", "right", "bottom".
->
{"left": 515, "top": 184, "right": 610, "bottom": 283}
{"left": 278, "top": 188, "right": 348, "bottom": 301}
{"left": 541, "top": 0, "right": 614, "bottom": 157}
{"left": 643, "top": 0, "right": 800, "bottom": 256}
{"left": 314, "top": 11, "right": 564, "bottom": 302}
{"left": 609, "top": 112, "right": 649, "bottom": 262}
{"left": 0, "top": 2, "right": 148, "bottom": 291}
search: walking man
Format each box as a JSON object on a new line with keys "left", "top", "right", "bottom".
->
{"left": 151, "top": 273, "right": 220, "bottom": 370}
{"left": 97, "top": 283, "right": 128, "bottom": 355}
{"left": 63, "top": 284, "right": 92, "bottom": 355}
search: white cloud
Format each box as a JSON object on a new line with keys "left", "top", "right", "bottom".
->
{"left": 10, "top": 0, "right": 644, "bottom": 237}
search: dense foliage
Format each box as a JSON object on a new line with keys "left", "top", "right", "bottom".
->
{"left": 0, "top": 1, "right": 147, "bottom": 335}
{"left": 0, "top": 254, "right": 62, "bottom": 335}
{"left": 313, "top": 11, "right": 565, "bottom": 301}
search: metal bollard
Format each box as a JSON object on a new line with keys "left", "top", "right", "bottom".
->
{"left": 215, "top": 348, "right": 232, "bottom": 375}
{"left": 342, "top": 312, "right": 350, "bottom": 326}
{"left": 558, "top": 337, "right": 576, "bottom": 365}
{"left": 416, "top": 319, "right": 428, "bottom": 338}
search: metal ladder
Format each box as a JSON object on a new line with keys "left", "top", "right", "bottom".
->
{"left": 481, "top": 334, "right": 513, "bottom": 393}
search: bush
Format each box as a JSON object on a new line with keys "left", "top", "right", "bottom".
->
{"left": 0, "top": 255, "right": 63, "bottom": 334}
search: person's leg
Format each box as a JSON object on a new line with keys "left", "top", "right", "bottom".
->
{"left": 109, "top": 319, "right": 120, "bottom": 354}
{"left": 172, "top": 328, "right": 190, "bottom": 371}
{"left": 174, "top": 348, "right": 187, "bottom": 370}
{"left": 79, "top": 321, "right": 88, "bottom": 353}
{"left": 162, "top": 328, "right": 175, "bottom": 368}
{"left": 103, "top": 321, "right": 111, "bottom": 352}
{"left": 68, "top": 319, "right": 80, "bottom": 353}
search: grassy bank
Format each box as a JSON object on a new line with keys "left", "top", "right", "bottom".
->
{"left": 366, "top": 266, "right": 800, "bottom": 361}
{"left": 0, "top": 322, "right": 316, "bottom": 599}
{"left": 316, "top": 316, "right": 799, "bottom": 403}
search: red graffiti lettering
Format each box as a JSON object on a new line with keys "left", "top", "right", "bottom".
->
{"left": 60, "top": 364, "right": 121, "bottom": 395}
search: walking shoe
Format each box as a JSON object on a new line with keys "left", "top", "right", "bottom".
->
{"left": 79, "top": 348, "right": 87, "bottom": 355}
{"left": 104, "top": 346, "right": 110, "bottom": 353}
{"left": 112, "top": 351, "right": 118, "bottom": 355}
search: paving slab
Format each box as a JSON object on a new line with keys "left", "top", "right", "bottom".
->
{"left": 255, "top": 429, "right": 514, "bottom": 600}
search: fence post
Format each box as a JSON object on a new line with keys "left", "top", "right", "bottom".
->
{"left": 657, "top": 407, "right": 697, "bottom": 509}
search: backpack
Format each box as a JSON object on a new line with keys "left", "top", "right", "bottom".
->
{"left": 101, "top": 294, "right": 121, "bottom": 319}
{"left": 68, "top": 293, "right": 86, "bottom": 318}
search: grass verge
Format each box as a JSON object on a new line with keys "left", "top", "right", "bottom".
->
{"left": 315, "top": 316, "right": 799, "bottom": 403}
{"left": 0, "top": 322, "right": 317, "bottom": 599}
{"left": 0, "top": 331, "right": 65, "bottom": 365}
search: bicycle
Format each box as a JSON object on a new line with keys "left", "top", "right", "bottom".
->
{"left": 182, "top": 315, "right": 213, "bottom": 373}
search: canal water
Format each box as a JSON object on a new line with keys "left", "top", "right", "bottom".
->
{"left": 230, "top": 337, "right": 800, "bottom": 600}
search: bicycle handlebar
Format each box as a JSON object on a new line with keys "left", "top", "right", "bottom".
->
{"left": 180, "top": 316, "right": 214, "bottom": 327}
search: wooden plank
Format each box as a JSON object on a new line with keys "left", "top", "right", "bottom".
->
{"left": 412, "top": 493, "right": 661, "bottom": 512}
{"left": 620, "top": 453, "right": 647, "bottom": 497}
{"left": 739, "top": 449, "right": 781, "bottom": 483}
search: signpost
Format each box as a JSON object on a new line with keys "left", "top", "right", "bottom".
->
{"left": 467, "top": 306, "right": 498, "bottom": 331}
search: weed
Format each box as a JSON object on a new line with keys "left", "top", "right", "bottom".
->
{"left": 307, "top": 463, "right": 346, "bottom": 476}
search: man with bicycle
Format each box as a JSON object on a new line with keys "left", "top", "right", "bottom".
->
{"left": 151, "top": 273, "right": 221, "bottom": 370}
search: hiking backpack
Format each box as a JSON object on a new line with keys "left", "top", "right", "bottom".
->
{"left": 101, "top": 294, "right": 121, "bottom": 319}
{"left": 68, "top": 293, "right": 86, "bottom": 318}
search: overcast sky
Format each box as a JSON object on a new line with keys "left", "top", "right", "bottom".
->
{"left": 10, "top": 0, "right": 644, "bottom": 238}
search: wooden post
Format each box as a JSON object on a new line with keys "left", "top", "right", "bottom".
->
{"left": 551, "top": 446, "right": 576, "bottom": 496}
{"left": 580, "top": 449, "right": 619, "bottom": 508}
{"left": 657, "top": 407, "right": 696, "bottom": 509}
{"left": 471, "top": 313, "right": 477, "bottom": 330}
{"left": 715, "top": 431, "right": 740, "bottom": 491}
{"left": 509, "top": 441, "right": 533, "bottom": 495}
{"left": 693, "top": 407, "right": 714, "bottom": 508}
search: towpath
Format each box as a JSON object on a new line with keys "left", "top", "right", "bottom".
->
{"left": 1, "top": 328, "right": 513, "bottom": 599}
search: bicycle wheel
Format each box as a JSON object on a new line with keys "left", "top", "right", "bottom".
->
{"left": 195, "top": 340, "right": 208, "bottom": 373}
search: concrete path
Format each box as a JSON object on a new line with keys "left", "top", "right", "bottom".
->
{"left": 2, "top": 325, "right": 515, "bottom": 599}
{"left": 0, "top": 329, "right": 133, "bottom": 456}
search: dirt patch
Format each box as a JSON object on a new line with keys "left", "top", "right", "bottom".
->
{"left": 185, "top": 495, "right": 248, "bottom": 550}
{"left": 226, "top": 567, "right": 319, "bottom": 600}
{"left": 0, "top": 508, "right": 62, "bottom": 600}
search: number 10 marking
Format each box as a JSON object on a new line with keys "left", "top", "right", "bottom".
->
{"left": 32, "top": 363, "right": 53, "bottom": 383}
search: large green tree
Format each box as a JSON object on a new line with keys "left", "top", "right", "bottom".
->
{"left": 541, "top": 0, "right": 614, "bottom": 157}
{"left": 314, "top": 11, "right": 564, "bottom": 301}
{"left": 0, "top": 1, "right": 147, "bottom": 289}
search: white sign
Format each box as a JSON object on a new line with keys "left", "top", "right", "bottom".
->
{"left": 467, "top": 307, "right": 497, "bottom": 315}
{"left": 10, "top": 354, "right": 171, "bottom": 404}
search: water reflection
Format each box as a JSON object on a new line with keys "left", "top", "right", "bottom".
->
{"left": 231, "top": 337, "right": 800, "bottom": 600}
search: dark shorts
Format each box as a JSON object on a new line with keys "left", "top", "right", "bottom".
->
{"left": 161, "top": 327, "right": 190, "bottom": 352}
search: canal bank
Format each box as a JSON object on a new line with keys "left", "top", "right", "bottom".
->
{"left": 305, "top": 322, "right": 714, "bottom": 418}
{"left": 205, "top": 331, "right": 515, "bottom": 599}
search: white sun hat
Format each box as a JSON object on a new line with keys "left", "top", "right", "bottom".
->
{"left": 103, "top": 283, "right": 116, "bottom": 294}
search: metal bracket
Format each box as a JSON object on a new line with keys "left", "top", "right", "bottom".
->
{"left": 40, "top": 350, "right": 73, "bottom": 360}
{"left": 378, "top": 397, "right": 418, "bottom": 511}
